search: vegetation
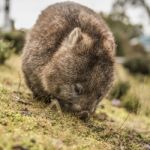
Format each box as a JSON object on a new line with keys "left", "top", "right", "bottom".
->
{"left": 109, "top": 80, "right": 130, "bottom": 100}
{"left": 103, "top": 13, "right": 144, "bottom": 57}
{"left": 0, "top": 30, "right": 25, "bottom": 53}
{"left": 124, "top": 56, "right": 150, "bottom": 75}
{"left": 113, "top": 0, "right": 150, "bottom": 19}
{"left": 109, "top": 78, "right": 142, "bottom": 114}
{"left": 0, "top": 55, "right": 150, "bottom": 150}
{"left": 115, "top": 64, "right": 150, "bottom": 116}
{"left": 122, "top": 93, "right": 141, "bottom": 114}
{"left": 0, "top": 40, "right": 13, "bottom": 64}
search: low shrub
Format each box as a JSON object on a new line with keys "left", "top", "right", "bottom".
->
{"left": 109, "top": 81, "right": 130, "bottom": 100}
{"left": 124, "top": 56, "right": 150, "bottom": 75}
{"left": 0, "top": 40, "right": 12, "bottom": 64}
{"left": 122, "top": 93, "right": 141, "bottom": 114}
{"left": 0, "top": 30, "right": 25, "bottom": 53}
{"left": 131, "top": 44, "right": 147, "bottom": 57}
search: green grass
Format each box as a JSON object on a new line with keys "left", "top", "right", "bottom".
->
{"left": 0, "top": 55, "right": 150, "bottom": 150}
{"left": 115, "top": 64, "right": 150, "bottom": 116}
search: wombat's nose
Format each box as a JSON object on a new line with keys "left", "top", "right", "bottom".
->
{"left": 72, "top": 104, "right": 82, "bottom": 112}
{"left": 79, "top": 111, "right": 90, "bottom": 120}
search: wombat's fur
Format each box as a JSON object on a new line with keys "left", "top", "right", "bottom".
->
{"left": 22, "top": 2, "right": 115, "bottom": 118}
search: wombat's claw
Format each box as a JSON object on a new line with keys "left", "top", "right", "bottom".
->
{"left": 49, "top": 99, "right": 63, "bottom": 116}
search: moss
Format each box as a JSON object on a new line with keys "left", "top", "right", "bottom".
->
{"left": 122, "top": 93, "right": 141, "bottom": 114}
{"left": 0, "top": 40, "right": 13, "bottom": 64}
{"left": 0, "top": 55, "right": 149, "bottom": 150}
{"left": 109, "top": 81, "right": 130, "bottom": 100}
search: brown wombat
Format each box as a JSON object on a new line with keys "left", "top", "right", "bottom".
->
{"left": 22, "top": 2, "right": 115, "bottom": 118}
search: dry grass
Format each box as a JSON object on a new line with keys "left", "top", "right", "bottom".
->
{"left": 0, "top": 55, "right": 149, "bottom": 150}
{"left": 115, "top": 64, "right": 150, "bottom": 116}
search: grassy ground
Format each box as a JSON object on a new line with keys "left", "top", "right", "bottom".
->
{"left": 0, "top": 55, "right": 150, "bottom": 150}
{"left": 115, "top": 64, "right": 150, "bottom": 116}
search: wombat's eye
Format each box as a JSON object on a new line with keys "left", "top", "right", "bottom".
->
{"left": 74, "top": 83, "right": 83, "bottom": 95}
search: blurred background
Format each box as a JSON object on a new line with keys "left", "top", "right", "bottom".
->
{"left": 0, "top": 0, "right": 150, "bottom": 55}
{"left": 0, "top": 0, "right": 150, "bottom": 116}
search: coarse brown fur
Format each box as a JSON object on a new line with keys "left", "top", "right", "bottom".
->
{"left": 22, "top": 1, "right": 115, "bottom": 118}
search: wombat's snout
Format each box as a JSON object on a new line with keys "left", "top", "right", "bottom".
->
{"left": 70, "top": 101, "right": 90, "bottom": 120}
{"left": 63, "top": 102, "right": 90, "bottom": 120}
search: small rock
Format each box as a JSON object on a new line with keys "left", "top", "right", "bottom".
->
{"left": 95, "top": 112, "right": 108, "bottom": 121}
{"left": 144, "top": 144, "right": 150, "bottom": 150}
{"left": 112, "top": 99, "right": 121, "bottom": 107}
{"left": 51, "top": 138, "right": 65, "bottom": 150}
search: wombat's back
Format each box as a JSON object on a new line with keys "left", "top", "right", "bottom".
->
{"left": 23, "top": 2, "right": 113, "bottom": 63}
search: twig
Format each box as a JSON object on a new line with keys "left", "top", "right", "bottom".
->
{"left": 49, "top": 99, "right": 63, "bottom": 116}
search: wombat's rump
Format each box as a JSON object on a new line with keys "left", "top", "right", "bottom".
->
{"left": 22, "top": 2, "right": 115, "bottom": 118}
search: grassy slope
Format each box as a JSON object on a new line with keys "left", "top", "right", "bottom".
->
{"left": 0, "top": 55, "right": 150, "bottom": 150}
{"left": 115, "top": 64, "right": 150, "bottom": 116}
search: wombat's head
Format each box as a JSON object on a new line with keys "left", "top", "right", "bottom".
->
{"left": 42, "top": 27, "right": 115, "bottom": 119}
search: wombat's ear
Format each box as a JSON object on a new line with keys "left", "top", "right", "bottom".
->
{"left": 68, "top": 27, "right": 82, "bottom": 46}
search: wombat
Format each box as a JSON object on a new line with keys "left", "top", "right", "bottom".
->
{"left": 22, "top": 2, "right": 115, "bottom": 118}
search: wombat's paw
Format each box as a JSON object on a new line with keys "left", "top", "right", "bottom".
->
{"left": 101, "top": 32, "right": 115, "bottom": 55}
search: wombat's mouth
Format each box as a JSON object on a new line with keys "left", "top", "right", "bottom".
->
{"left": 50, "top": 92, "right": 92, "bottom": 120}
{"left": 56, "top": 99, "right": 90, "bottom": 119}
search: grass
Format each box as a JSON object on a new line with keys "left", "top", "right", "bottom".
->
{"left": 115, "top": 64, "right": 150, "bottom": 116}
{"left": 0, "top": 55, "right": 150, "bottom": 150}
